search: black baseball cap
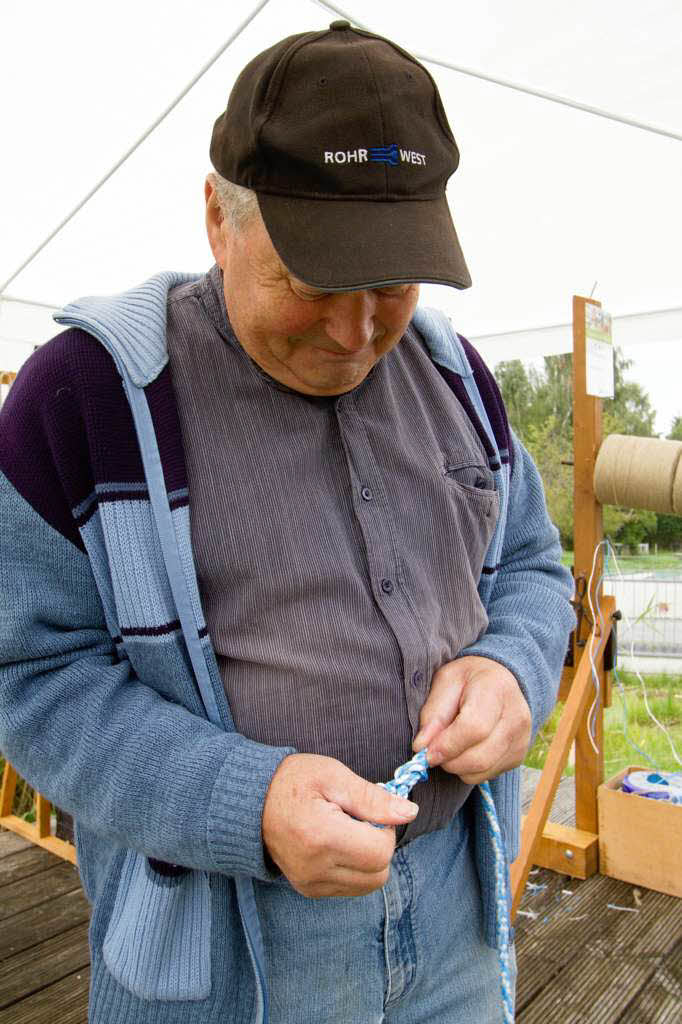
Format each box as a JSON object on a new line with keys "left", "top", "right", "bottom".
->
{"left": 210, "top": 21, "right": 471, "bottom": 291}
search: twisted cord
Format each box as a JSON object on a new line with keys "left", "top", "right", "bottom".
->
{"left": 379, "top": 748, "right": 429, "bottom": 798}
{"left": 380, "top": 751, "right": 514, "bottom": 1024}
{"left": 478, "top": 781, "right": 515, "bottom": 1024}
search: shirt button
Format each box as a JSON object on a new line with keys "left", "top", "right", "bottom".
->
{"left": 361, "top": 486, "right": 373, "bottom": 501}
{"left": 411, "top": 670, "right": 423, "bottom": 687}
{"left": 380, "top": 578, "right": 394, "bottom": 594}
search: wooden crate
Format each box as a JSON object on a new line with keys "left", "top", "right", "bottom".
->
{"left": 598, "top": 765, "right": 682, "bottom": 898}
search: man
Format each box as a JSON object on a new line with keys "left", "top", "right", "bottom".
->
{"left": 0, "top": 21, "right": 574, "bottom": 1024}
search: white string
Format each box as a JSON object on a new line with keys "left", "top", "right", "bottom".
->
{"left": 604, "top": 540, "right": 682, "bottom": 767}
{"left": 0, "top": 0, "right": 273, "bottom": 298}
{"left": 612, "top": 665, "right": 658, "bottom": 770}
{"left": 578, "top": 534, "right": 682, "bottom": 768}
{"left": 588, "top": 555, "right": 610, "bottom": 749}
{"left": 584, "top": 539, "right": 606, "bottom": 755}
{"left": 581, "top": 537, "right": 682, "bottom": 767}
{"left": 590, "top": 554, "right": 650, "bottom": 767}
{"left": 310, "top": 0, "right": 682, "bottom": 143}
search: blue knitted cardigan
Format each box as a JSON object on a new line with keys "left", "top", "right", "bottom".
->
{"left": 0, "top": 272, "right": 575, "bottom": 1023}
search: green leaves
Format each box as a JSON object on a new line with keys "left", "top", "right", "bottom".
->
{"left": 495, "top": 349, "right": 660, "bottom": 548}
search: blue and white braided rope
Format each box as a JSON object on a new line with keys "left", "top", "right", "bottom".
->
{"left": 380, "top": 750, "right": 514, "bottom": 1024}
{"left": 379, "top": 748, "right": 430, "bottom": 798}
{"left": 477, "top": 780, "right": 515, "bottom": 1024}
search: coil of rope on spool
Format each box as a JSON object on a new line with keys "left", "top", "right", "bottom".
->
{"left": 594, "top": 434, "right": 682, "bottom": 515}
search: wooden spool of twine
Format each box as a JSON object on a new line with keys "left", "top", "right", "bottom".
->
{"left": 594, "top": 434, "right": 682, "bottom": 514}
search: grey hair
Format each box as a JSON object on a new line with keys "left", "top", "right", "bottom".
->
{"left": 208, "top": 171, "right": 260, "bottom": 231}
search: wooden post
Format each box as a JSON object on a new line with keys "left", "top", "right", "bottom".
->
{"left": 572, "top": 295, "right": 605, "bottom": 834}
{"left": 36, "top": 793, "right": 52, "bottom": 838}
{"left": 0, "top": 761, "right": 17, "bottom": 816}
{"left": 511, "top": 599, "right": 613, "bottom": 915}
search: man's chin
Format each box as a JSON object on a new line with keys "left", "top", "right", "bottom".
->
{"left": 288, "top": 360, "right": 373, "bottom": 397}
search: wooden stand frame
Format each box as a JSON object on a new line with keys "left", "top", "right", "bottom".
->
{"left": 511, "top": 295, "right": 613, "bottom": 916}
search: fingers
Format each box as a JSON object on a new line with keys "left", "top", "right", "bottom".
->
{"left": 413, "top": 656, "right": 532, "bottom": 783}
{"left": 262, "top": 753, "right": 415, "bottom": 899}
{"left": 279, "top": 801, "right": 397, "bottom": 899}
{"left": 412, "top": 664, "right": 466, "bottom": 751}
{"left": 324, "top": 767, "right": 419, "bottom": 827}
{"left": 288, "top": 809, "right": 397, "bottom": 898}
{"left": 435, "top": 687, "right": 531, "bottom": 782}
{"left": 438, "top": 721, "right": 519, "bottom": 784}
{"left": 428, "top": 687, "right": 501, "bottom": 768}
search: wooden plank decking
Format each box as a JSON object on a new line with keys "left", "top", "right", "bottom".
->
{"left": 514, "top": 867, "right": 682, "bottom": 1022}
{"left": 1, "top": 830, "right": 90, "bottom": 1022}
{"left": 516, "top": 769, "right": 682, "bottom": 1022}
{"left": 2, "top": 786, "right": 681, "bottom": 1022}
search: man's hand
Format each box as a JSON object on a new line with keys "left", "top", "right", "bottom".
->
{"left": 413, "top": 656, "right": 532, "bottom": 784}
{"left": 262, "top": 753, "right": 418, "bottom": 899}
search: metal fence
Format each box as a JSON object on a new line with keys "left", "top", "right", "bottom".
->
{"left": 603, "top": 573, "right": 682, "bottom": 657}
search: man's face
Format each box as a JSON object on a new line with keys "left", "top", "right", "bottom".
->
{"left": 205, "top": 185, "right": 420, "bottom": 397}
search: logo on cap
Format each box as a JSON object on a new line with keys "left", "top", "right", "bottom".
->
{"left": 369, "top": 144, "right": 399, "bottom": 166}
{"left": 322, "top": 145, "right": 427, "bottom": 166}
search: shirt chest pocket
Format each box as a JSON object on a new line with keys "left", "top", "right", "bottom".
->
{"left": 442, "top": 459, "right": 499, "bottom": 577}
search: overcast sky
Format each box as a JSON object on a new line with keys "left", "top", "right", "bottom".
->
{"left": 1, "top": 1, "right": 681, "bottom": 430}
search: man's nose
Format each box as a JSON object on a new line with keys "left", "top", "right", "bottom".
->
{"left": 323, "top": 290, "right": 379, "bottom": 351}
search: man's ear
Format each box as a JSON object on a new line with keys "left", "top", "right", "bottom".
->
{"left": 205, "top": 178, "right": 228, "bottom": 268}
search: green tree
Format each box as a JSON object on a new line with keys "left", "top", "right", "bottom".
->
{"left": 533, "top": 353, "right": 573, "bottom": 435}
{"left": 495, "top": 347, "right": 656, "bottom": 548}
{"left": 493, "top": 359, "right": 537, "bottom": 438}
{"left": 654, "top": 417, "right": 682, "bottom": 547}
{"left": 603, "top": 349, "right": 655, "bottom": 438}
{"left": 668, "top": 416, "right": 682, "bottom": 441}
{"left": 655, "top": 513, "right": 682, "bottom": 548}
{"left": 615, "top": 509, "right": 657, "bottom": 547}
{"left": 523, "top": 416, "right": 573, "bottom": 547}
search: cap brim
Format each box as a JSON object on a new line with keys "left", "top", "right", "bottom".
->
{"left": 256, "top": 193, "right": 472, "bottom": 292}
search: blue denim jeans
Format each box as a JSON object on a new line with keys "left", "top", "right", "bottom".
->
{"left": 252, "top": 808, "right": 515, "bottom": 1023}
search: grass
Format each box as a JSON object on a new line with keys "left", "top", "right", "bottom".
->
{"left": 561, "top": 549, "right": 682, "bottom": 573}
{"left": 525, "top": 670, "right": 682, "bottom": 779}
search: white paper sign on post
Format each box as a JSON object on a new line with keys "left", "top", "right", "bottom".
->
{"left": 585, "top": 305, "right": 614, "bottom": 398}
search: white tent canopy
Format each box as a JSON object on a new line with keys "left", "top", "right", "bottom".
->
{"left": 2, "top": 0, "right": 681, "bottom": 427}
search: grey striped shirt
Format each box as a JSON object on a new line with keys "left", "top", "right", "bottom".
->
{"left": 167, "top": 266, "right": 499, "bottom": 842}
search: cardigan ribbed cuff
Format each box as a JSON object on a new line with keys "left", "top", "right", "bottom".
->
{"left": 207, "top": 738, "right": 295, "bottom": 880}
